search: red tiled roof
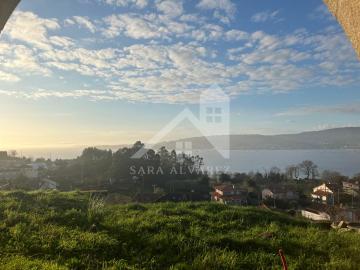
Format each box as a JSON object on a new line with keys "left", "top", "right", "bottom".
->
{"left": 312, "top": 190, "right": 332, "bottom": 197}
{"left": 214, "top": 184, "right": 247, "bottom": 192}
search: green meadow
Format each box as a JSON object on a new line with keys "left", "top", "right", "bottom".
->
{"left": 0, "top": 191, "right": 359, "bottom": 269}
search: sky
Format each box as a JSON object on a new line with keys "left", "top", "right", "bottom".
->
{"left": 0, "top": 0, "right": 360, "bottom": 149}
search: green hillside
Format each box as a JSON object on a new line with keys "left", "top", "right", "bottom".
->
{"left": 0, "top": 191, "right": 359, "bottom": 269}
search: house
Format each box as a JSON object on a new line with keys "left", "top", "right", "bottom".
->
{"left": 262, "top": 186, "right": 299, "bottom": 201}
{"left": 311, "top": 183, "right": 336, "bottom": 205}
{"left": 301, "top": 208, "right": 331, "bottom": 221}
{"left": 39, "top": 179, "right": 59, "bottom": 190}
{"left": 342, "top": 181, "right": 359, "bottom": 196}
{"left": 211, "top": 184, "right": 247, "bottom": 205}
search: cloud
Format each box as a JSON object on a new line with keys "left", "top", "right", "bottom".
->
{"left": 197, "top": 0, "right": 236, "bottom": 23}
{"left": 103, "top": 0, "right": 148, "bottom": 8}
{"left": 213, "top": 10, "right": 230, "bottom": 24}
{"left": 276, "top": 103, "right": 360, "bottom": 117}
{"left": 103, "top": 14, "right": 165, "bottom": 39}
{"left": 3, "top": 11, "right": 59, "bottom": 50}
{"left": 197, "top": 0, "right": 236, "bottom": 16}
{"left": 155, "top": 0, "right": 183, "bottom": 18}
{"left": 225, "top": 30, "right": 249, "bottom": 41}
{"left": 102, "top": 13, "right": 192, "bottom": 39}
{"left": 0, "top": 89, "right": 118, "bottom": 101}
{"left": 0, "top": 71, "right": 20, "bottom": 82}
{"left": 0, "top": 43, "right": 52, "bottom": 77}
{"left": 1, "top": 8, "right": 360, "bottom": 104}
{"left": 251, "top": 10, "right": 281, "bottom": 23}
{"left": 309, "top": 4, "right": 335, "bottom": 21}
{"left": 50, "top": 36, "right": 75, "bottom": 47}
{"left": 65, "top": 16, "right": 96, "bottom": 33}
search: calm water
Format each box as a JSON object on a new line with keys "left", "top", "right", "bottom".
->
{"left": 17, "top": 148, "right": 360, "bottom": 176}
{"left": 201, "top": 149, "right": 360, "bottom": 177}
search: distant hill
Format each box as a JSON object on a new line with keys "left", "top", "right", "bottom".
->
{"left": 156, "top": 127, "right": 360, "bottom": 150}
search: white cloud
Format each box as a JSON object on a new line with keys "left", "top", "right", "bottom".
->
{"left": 0, "top": 43, "right": 52, "bottom": 77}
{"left": 102, "top": 13, "right": 191, "bottom": 39}
{"left": 197, "top": 0, "right": 236, "bottom": 24}
{"left": 1, "top": 8, "right": 359, "bottom": 104}
{"left": 213, "top": 10, "right": 230, "bottom": 24}
{"left": 225, "top": 30, "right": 248, "bottom": 41}
{"left": 0, "top": 89, "right": 115, "bottom": 100}
{"left": 276, "top": 103, "right": 360, "bottom": 117}
{"left": 103, "top": 14, "right": 163, "bottom": 39}
{"left": 50, "top": 36, "right": 75, "bottom": 47}
{"left": 197, "top": 0, "right": 236, "bottom": 17}
{"left": 251, "top": 10, "right": 281, "bottom": 23}
{"left": 0, "top": 71, "right": 20, "bottom": 82}
{"left": 103, "top": 0, "right": 148, "bottom": 8}
{"left": 309, "top": 5, "right": 334, "bottom": 21}
{"left": 156, "top": 0, "right": 183, "bottom": 18}
{"left": 3, "top": 11, "right": 59, "bottom": 50}
{"left": 67, "top": 16, "right": 97, "bottom": 33}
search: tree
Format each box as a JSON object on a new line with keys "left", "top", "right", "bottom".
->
{"left": 286, "top": 165, "right": 299, "bottom": 180}
{"left": 322, "top": 170, "right": 348, "bottom": 185}
{"left": 9, "top": 150, "right": 17, "bottom": 158}
{"left": 299, "top": 160, "right": 318, "bottom": 180}
{"left": 267, "top": 167, "right": 284, "bottom": 183}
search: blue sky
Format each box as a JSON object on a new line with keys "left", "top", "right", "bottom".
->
{"left": 0, "top": 0, "right": 360, "bottom": 148}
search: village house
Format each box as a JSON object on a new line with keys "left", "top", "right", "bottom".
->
{"left": 311, "top": 183, "right": 336, "bottom": 205}
{"left": 342, "top": 181, "right": 359, "bottom": 196}
{"left": 261, "top": 186, "right": 299, "bottom": 201}
{"left": 211, "top": 184, "right": 248, "bottom": 205}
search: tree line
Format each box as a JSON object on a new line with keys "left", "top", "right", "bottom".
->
{"left": 49, "top": 141, "right": 205, "bottom": 190}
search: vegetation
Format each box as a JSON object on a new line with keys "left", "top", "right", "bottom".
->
{"left": 48, "top": 142, "right": 205, "bottom": 191}
{"left": 1, "top": 191, "right": 360, "bottom": 269}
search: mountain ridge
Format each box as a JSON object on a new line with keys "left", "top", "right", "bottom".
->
{"left": 153, "top": 127, "right": 360, "bottom": 150}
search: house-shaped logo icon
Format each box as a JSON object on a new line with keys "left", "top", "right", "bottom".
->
{"left": 132, "top": 85, "right": 230, "bottom": 159}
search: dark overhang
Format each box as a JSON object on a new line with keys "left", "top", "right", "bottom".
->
{"left": 0, "top": 0, "right": 20, "bottom": 34}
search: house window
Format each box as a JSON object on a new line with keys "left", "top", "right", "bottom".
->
{"left": 206, "top": 107, "right": 222, "bottom": 123}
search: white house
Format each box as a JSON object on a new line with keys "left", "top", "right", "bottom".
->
{"left": 311, "top": 183, "right": 335, "bottom": 205}
{"left": 342, "top": 181, "right": 359, "bottom": 196}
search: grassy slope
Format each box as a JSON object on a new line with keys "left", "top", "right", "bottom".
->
{"left": 0, "top": 192, "right": 360, "bottom": 269}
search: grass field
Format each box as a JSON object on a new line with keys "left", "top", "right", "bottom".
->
{"left": 0, "top": 191, "right": 360, "bottom": 269}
